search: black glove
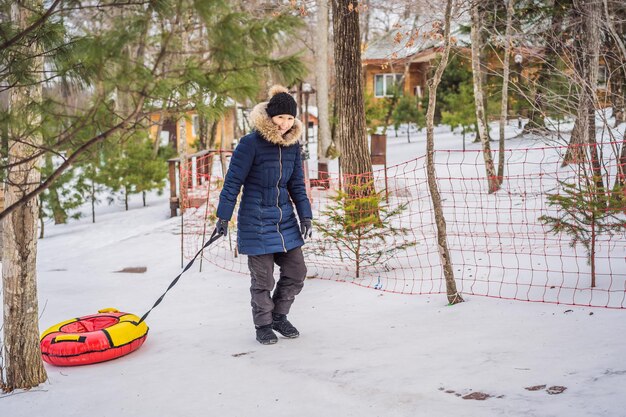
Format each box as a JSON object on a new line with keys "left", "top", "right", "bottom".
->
{"left": 215, "top": 218, "right": 229, "bottom": 237}
{"left": 300, "top": 218, "right": 312, "bottom": 240}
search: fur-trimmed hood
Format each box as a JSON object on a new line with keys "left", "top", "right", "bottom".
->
{"left": 249, "top": 102, "right": 302, "bottom": 147}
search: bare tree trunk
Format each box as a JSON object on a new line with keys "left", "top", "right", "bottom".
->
{"left": 603, "top": 0, "right": 626, "bottom": 124}
{"left": 178, "top": 117, "right": 188, "bottom": 155}
{"left": 153, "top": 110, "right": 166, "bottom": 157}
{"left": 114, "top": 7, "right": 135, "bottom": 119}
{"left": 498, "top": 0, "right": 515, "bottom": 185}
{"left": 583, "top": 0, "right": 604, "bottom": 194}
{"left": 615, "top": 130, "right": 626, "bottom": 198}
{"left": 602, "top": 0, "right": 626, "bottom": 196}
{"left": 0, "top": 189, "right": 3, "bottom": 261}
{"left": 590, "top": 215, "right": 596, "bottom": 287}
{"left": 478, "top": 1, "right": 491, "bottom": 133}
{"left": 38, "top": 201, "right": 44, "bottom": 239}
{"left": 564, "top": 0, "right": 604, "bottom": 193}
{"left": 425, "top": 0, "right": 463, "bottom": 306}
{"left": 2, "top": 0, "right": 48, "bottom": 392}
{"left": 524, "top": 0, "right": 568, "bottom": 134}
{"left": 563, "top": 2, "right": 588, "bottom": 166}
{"left": 470, "top": 1, "right": 499, "bottom": 193}
{"left": 44, "top": 154, "right": 67, "bottom": 225}
{"left": 91, "top": 180, "right": 96, "bottom": 223}
{"left": 151, "top": 44, "right": 170, "bottom": 157}
{"left": 199, "top": 115, "right": 209, "bottom": 150}
{"left": 331, "top": 0, "right": 372, "bottom": 178}
{"left": 607, "top": 56, "right": 626, "bottom": 126}
{"left": 563, "top": 106, "right": 586, "bottom": 166}
{"left": 208, "top": 120, "right": 218, "bottom": 149}
{"left": 330, "top": 95, "right": 338, "bottom": 149}
{"left": 315, "top": 0, "right": 332, "bottom": 176}
{"left": 360, "top": 0, "right": 370, "bottom": 45}
{"left": 0, "top": 88, "right": 8, "bottom": 261}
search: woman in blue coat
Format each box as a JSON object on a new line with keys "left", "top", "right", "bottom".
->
{"left": 214, "top": 85, "right": 313, "bottom": 345}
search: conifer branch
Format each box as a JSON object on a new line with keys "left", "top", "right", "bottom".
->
{"left": 0, "top": 0, "right": 62, "bottom": 51}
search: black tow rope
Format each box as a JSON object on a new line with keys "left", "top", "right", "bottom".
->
{"left": 137, "top": 230, "right": 223, "bottom": 325}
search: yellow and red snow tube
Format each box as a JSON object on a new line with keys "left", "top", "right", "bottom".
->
{"left": 40, "top": 308, "right": 149, "bottom": 366}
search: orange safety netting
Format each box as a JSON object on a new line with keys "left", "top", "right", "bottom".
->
{"left": 178, "top": 143, "right": 626, "bottom": 308}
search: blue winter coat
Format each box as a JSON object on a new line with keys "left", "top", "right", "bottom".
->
{"left": 216, "top": 102, "right": 313, "bottom": 256}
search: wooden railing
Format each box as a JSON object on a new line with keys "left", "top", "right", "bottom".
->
{"left": 167, "top": 149, "right": 233, "bottom": 217}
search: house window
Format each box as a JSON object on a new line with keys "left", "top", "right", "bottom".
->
{"left": 374, "top": 73, "right": 404, "bottom": 97}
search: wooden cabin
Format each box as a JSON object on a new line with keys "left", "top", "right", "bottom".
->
{"left": 148, "top": 106, "right": 239, "bottom": 154}
{"left": 362, "top": 25, "right": 442, "bottom": 101}
{"left": 362, "top": 24, "right": 611, "bottom": 110}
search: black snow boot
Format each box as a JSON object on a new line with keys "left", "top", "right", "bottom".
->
{"left": 255, "top": 324, "right": 278, "bottom": 345}
{"left": 272, "top": 313, "right": 300, "bottom": 338}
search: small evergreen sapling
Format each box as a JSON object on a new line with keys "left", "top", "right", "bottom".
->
{"left": 313, "top": 182, "right": 416, "bottom": 278}
{"left": 364, "top": 92, "right": 390, "bottom": 135}
{"left": 100, "top": 132, "right": 168, "bottom": 210}
{"left": 539, "top": 179, "right": 626, "bottom": 287}
{"left": 39, "top": 153, "right": 89, "bottom": 237}
{"left": 441, "top": 82, "right": 476, "bottom": 149}
{"left": 391, "top": 95, "right": 425, "bottom": 143}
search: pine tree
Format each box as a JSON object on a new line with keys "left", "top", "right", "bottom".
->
{"left": 313, "top": 182, "right": 415, "bottom": 278}
{"left": 391, "top": 95, "right": 425, "bottom": 143}
{"left": 435, "top": 54, "right": 475, "bottom": 127}
{"left": 539, "top": 179, "right": 625, "bottom": 287}
{"left": 76, "top": 150, "right": 108, "bottom": 224}
{"left": 39, "top": 153, "right": 89, "bottom": 237}
{"left": 0, "top": 0, "right": 306, "bottom": 221}
{"left": 1, "top": 0, "right": 307, "bottom": 392}
{"left": 441, "top": 82, "right": 476, "bottom": 150}
{"left": 100, "top": 132, "right": 168, "bottom": 211}
{"left": 364, "top": 92, "right": 390, "bottom": 134}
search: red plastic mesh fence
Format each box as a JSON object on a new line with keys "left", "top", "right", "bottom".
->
{"left": 179, "top": 143, "right": 626, "bottom": 309}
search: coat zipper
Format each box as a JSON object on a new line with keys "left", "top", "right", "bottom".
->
{"left": 276, "top": 146, "right": 287, "bottom": 252}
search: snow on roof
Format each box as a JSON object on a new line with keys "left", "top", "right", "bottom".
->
{"left": 363, "top": 20, "right": 437, "bottom": 61}
{"left": 363, "top": 13, "right": 469, "bottom": 63}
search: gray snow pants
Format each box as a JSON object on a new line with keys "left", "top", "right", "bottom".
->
{"left": 247, "top": 246, "right": 307, "bottom": 326}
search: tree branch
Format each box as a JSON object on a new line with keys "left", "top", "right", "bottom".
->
{"left": 0, "top": 0, "right": 62, "bottom": 52}
{"left": 0, "top": 3, "right": 179, "bottom": 221}
{"left": 0, "top": 102, "right": 144, "bottom": 222}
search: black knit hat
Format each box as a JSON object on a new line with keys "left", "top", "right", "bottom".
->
{"left": 266, "top": 85, "right": 297, "bottom": 118}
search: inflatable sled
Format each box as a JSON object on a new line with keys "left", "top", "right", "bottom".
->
{"left": 40, "top": 308, "right": 149, "bottom": 366}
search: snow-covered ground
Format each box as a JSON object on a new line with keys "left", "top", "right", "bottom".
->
{"left": 2, "top": 120, "right": 626, "bottom": 416}
{"left": 192, "top": 118, "right": 625, "bottom": 307}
